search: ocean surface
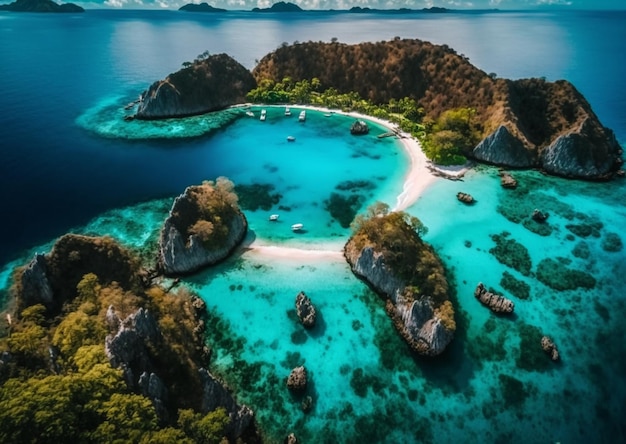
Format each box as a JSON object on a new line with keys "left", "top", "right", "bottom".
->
{"left": 1, "top": 8, "right": 625, "bottom": 443}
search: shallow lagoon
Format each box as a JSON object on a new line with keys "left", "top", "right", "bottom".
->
{"left": 3, "top": 107, "right": 625, "bottom": 442}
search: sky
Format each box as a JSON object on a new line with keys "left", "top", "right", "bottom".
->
{"left": 71, "top": 0, "right": 626, "bottom": 11}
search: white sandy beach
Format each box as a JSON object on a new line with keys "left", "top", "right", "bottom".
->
{"left": 243, "top": 104, "right": 469, "bottom": 258}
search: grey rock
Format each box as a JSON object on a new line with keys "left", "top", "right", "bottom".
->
{"left": 295, "top": 291, "right": 316, "bottom": 328}
{"left": 20, "top": 254, "right": 54, "bottom": 309}
{"left": 286, "top": 366, "right": 308, "bottom": 393}
{"left": 473, "top": 125, "right": 535, "bottom": 168}
{"left": 139, "top": 371, "right": 170, "bottom": 423}
{"left": 474, "top": 282, "right": 514, "bottom": 314}
{"left": 350, "top": 119, "right": 369, "bottom": 135}
{"left": 499, "top": 171, "right": 518, "bottom": 189}
{"left": 199, "top": 368, "right": 254, "bottom": 440}
{"left": 541, "top": 335, "right": 560, "bottom": 361}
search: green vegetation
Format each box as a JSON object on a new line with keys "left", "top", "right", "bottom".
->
{"left": 0, "top": 269, "right": 232, "bottom": 442}
{"left": 247, "top": 77, "right": 469, "bottom": 165}
{"left": 172, "top": 177, "right": 240, "bottom": 249}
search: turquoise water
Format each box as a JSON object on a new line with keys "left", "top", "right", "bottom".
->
{"left": 1, "top": 9, "right": 626, "bottom": 443}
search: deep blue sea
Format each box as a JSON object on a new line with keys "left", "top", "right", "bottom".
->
{"left": 1, "top": 9, "right": 625, "bottom": 443}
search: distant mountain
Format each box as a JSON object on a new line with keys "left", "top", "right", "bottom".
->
{"left": 252, "top": 1, "right": 303, "bottom": 13}
{"left": 0, "top": 0, "right": 83, "bottom": 12}
{"left": 348, "top": 6, "right": 450, "bottom": 14}
{"left": 179, "top": 2, "right": 226, "bottom": 12}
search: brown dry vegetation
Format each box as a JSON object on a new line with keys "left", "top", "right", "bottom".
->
{"left": 253, "top": 39, "right": 609, "bottom": 152}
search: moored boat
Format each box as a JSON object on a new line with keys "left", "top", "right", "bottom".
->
{"left": 285, "top": 106, "right": 291, "bottom": 116}
{"left": 269, "top": 214, "right": 279, "bottom": 221}
{"left": 260, "top": 109, "right": 267, "bottom": 121}
{"left": 298, "top": 110, "right": 306, "bottom": 122}
{"left": 287, "top": 136, "right": 295, "bottom": 142}
{"left": 291, "top": 223, "right": 304, "bottom": 231}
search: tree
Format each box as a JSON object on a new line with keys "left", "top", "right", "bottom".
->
{"left": 178, "top": 408, "right": 230, "bottom": 444}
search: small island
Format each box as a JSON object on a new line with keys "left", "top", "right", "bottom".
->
{"left": 252, "top": 1, "right": 303, "bottom": 12}
{"left": 0, "top": 0, "right": 84, "bottom": 12}
{"left": 179, "top": 2, "right": 226, "bottom": 12}
{"left": 344, "top": 203, "right": 455, "bottom": 356}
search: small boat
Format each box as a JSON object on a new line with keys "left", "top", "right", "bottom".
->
{"left": 260, "top": 109, "right": 267, "bottom": 121}
{"left": 324, "top": 113, "right": 332, "bottom": 117}
{"left": 291, "top": 223, "right": 304, "bottom": 231}
{"left": 285, "top": 107, "right": 291, "bottom": 116}
{"left": 298, "top": 110, "right": 306, "bottom": 122}
{"left": 287, "top": 136, "right": 296, "bottom": 142}
{"left": 269, "top": 214, "right": 279, "bottom": 221}
{"left": 246, "top": 110, "right": 254, "bottom": 117}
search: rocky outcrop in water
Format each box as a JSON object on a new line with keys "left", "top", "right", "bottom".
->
{"left": 295, "top": 291, "right": 316, "bottom": 328}
{"left": 158, "top": 180, "right": 248, "bottom": 275}
{"left": 350, "top": 119, "right": 369, "bottom": 135}
{"left": 541, "top": 335, "right": 560, "bottom": 361}
{"left": 344, "top": 212, "right": 455, "bottom": 356}
{"left": 457, "top": 192, "right": 475, "bottom": 204}
{"left": 286, "top": 366, "right": 308, "bottom": 393}
{"left": 199, "top": 368, "right": 255, "bottom": 440}
{"left": 499, "top": 171, "right": 518, "bottom": 189}
{"left": 474, "top": 282, "right": 514, "bottom": 314}
{"left": 0, "top": 0, "right": 84, "bottom": 12}
{"left": 136, "top": 53, "right": 255, "bottom": 119}
{"left": 532, "top": 209, "right": 549, "bottom": 222}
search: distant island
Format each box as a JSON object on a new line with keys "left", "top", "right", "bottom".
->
{"left": 252, "top": 1, "right": 302, "bottom": 12}
{"left": 178, "top": 2, "right": 225, "bottom": 12}
{"left": 0, "top": 0, "right": 83, "bottom": 12}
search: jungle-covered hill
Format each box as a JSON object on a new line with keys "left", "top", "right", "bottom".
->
{"left": 252, "top": 39, "right": 621, "bottom": 178}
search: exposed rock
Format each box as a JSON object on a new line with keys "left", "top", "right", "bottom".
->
{"left": 158, "top": 183, "right": 248, "bottom": 275}
{"left": 19, "top": 254, "right": 53, "bottom": 310}
{"left": 136, "top": 54, "right": 256, "bottom": 119}
{"left": 540, "top": 335, "right": 560, "bottom": 361}
{"left": 474, "top": 282, "right": 514, "bottom": 314}
{"left": 199, "top": 368, "right": 254, "bottom": 440}
{"left": 18, "top": 235, "right": 141, "bottom": 313}
{"left": 344, "top": 217, "right": 455, "bottom": 357}
{"left": 499, "top": 171, "right": 518, "bottom": 189}
{"left": 531, "top": 209, "right": 549, "bottom": 222}
{"left": 286, "top": 366, "right": 308, "bottom": 393}
{"left": 284, "top": 432, "right": 299, "bottom": 444}
{"left": 138, "top": 371, "right": 170, "bottom": 423}
{"left": 473, "top": 125, "right": 536, "bottom": 168}
{"left": 457, "top": 192, "right": 475, "bottom": 204}
{"left": 541, "top": 117, "right": 621, "bottom": 179}
{"left": 350, "top": 119, "right": 370, "bottom": 135}
{"left": 295, "top": 291, "right": 316, "bottom": 328}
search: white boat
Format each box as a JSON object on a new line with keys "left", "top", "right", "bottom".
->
{"left": 285, "top": 107, "right": 291, "bottom": 116}
{"left": 291, "top": 223, "right": 304, "bottom": 231}
{"left": 287, "top": 136, "right": 295, "bottom": 142}
{"left": 269, "top": 214, "right": 279, "bottom": 221}
{"left": 245, "top": 110, "right": 254, "bottom": 117}
{"left": 260, "top": 109, "right": 267, "bottom": 121}
{"left": 298, "top": 110, "right": 306, "bottom": 122}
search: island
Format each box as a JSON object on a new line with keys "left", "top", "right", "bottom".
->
{"left": 0, "top": 0, "right": 84, "bottom": 12}
{"left": 178, "top": 2, "right": 226, "bottom": 12}
{"left": 344, "top": 204, "right": 455, "bottom": 356}
{"left": 252, "top": 1, "right": 302, "bottom": 12}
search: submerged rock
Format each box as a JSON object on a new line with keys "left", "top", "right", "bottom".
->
{"left": 499, "top": 171, "right": 518, "bottom": 189}
{"left": 474, "top": 282, "right": 514, "bottom": 314}
{"left": 540, "top": 335, "right": 560, "bottom": 361}
{"left": 531, "top": 209, "right": 549, "bottom": 222}
{"left": 287, "top": 366, "right": 308, "bottom": 393}
{"left": 295, "top": 291, "right": 316, "bottom": 328}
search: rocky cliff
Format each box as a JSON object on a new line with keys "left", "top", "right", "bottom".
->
{"left": 158, "top": 179, "right": 248, "bottom": 275}
{"left": 252, "top": 39, "right": 622, "bottom": 179}
{"left": 344, "top": 212, "right": 455, "bottom": 356}
{"left": 136, "top": 53, "right": 256, "bottom": 119}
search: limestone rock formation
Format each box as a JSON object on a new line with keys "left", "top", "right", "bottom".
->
{"left": 286, "top": 366, "right": 308, "bottom": 393}
{"left": 199, "top": 368, "right": 254, "bottom": 440}
{"left": 457, "top": 192, "right": 475, "bottom": 204}
{"left": 285, "top": 432, "right": 299, "bottom": 444}
{"left": 252, "top": 40, "right": 621, "bottom": 180}
{"left": 344, "top": 213, "right": 455, "bottom": 357}
{"left": 295, "top": 291, "right": 316, "bottom": 328}
{"left": 532, "top": 209, "right": 549, "bottom": 222}
{"left": 136, "top": 53, "right": 256, "bottom": 119}
{"left": 474, "top": 282, "right": 514, "bottom": 314}
{"left": 499, "top": 171, "right": 518, "bottom": 189}
{"left": 18, "top": 234, "right": 141, "bottom": 313}
{"left": 473, "top": 125, "right": 536, "bottom": 168}
{"left": 350, "top": 119, "right": 369, "bottom": 135}
{"left": 158, "top": 181, "right": 248, "bottom": 275}
{"left": 541, "top": 335, "right": 560, "bottom": 361}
